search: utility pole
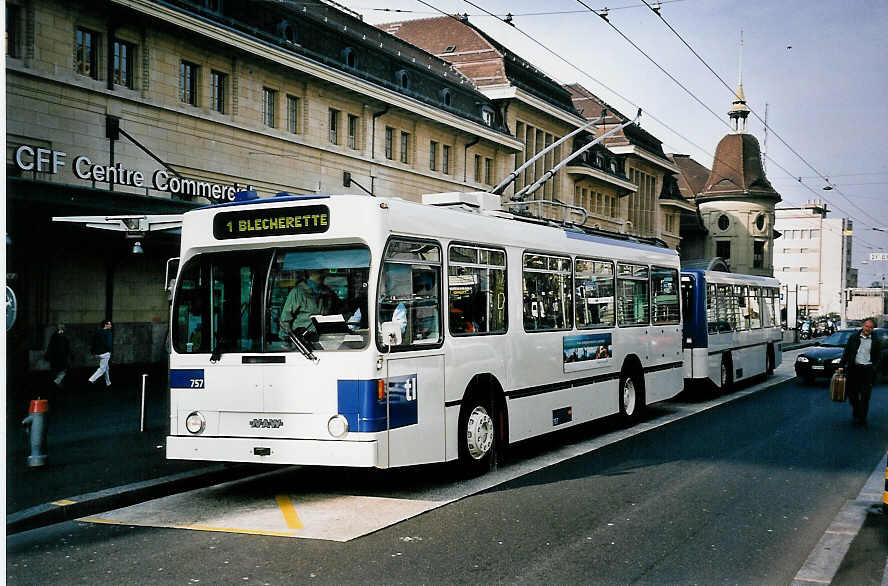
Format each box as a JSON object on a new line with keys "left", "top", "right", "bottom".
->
{"left": 840, "top": 218, "right": 848, "bottom": 329}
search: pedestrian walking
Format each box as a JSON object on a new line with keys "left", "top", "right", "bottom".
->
{"left": 88, "top": 319, "right": 113, "bottom": 388}
{"left": 44, "top": 323, "right": 70, "bottom": 387}
{"left": 839, "top": 318, "right": 881, "bottom": 424}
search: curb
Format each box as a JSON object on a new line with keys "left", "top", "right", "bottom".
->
{"left": 6, "top": 464, "right": 264, "bottom": 535}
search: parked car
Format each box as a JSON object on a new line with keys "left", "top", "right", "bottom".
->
{"left": 795, "top": 327, "right": 888, "bottom": 384}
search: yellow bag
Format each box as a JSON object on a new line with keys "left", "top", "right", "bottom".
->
{"left": 830, "top": 369, "right": 846, "bottom": 402}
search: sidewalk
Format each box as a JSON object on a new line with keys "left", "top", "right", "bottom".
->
{"left": 5, "top": 363, "right": 259, "bottom": 532}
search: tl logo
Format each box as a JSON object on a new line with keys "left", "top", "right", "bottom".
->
{"left": 403, "top": 376, "right": 417, "bottom": 401}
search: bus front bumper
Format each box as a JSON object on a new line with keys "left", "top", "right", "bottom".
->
{"left": 166, "top": 435, "right": 380, "bottom": 467}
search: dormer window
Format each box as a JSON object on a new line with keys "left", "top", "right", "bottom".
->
{"left": 395, "top": 70, "right": 410, "bottom": 90}
{"left": 443, "top": 45, "right": 456, "bottom": 53}
{"left": 481, "top": 106, "right": 495, "bottom": 126}
{"left": 277, "top": 20, "right": 297, "bottom": 44}
{"left": 342, "top": 47, "right": 357, "bottom": 68}
{"left": 439, "top": 88, "right": 453, "bottom": 107}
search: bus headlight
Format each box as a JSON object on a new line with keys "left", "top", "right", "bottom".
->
{"left": 796, "top": 356, "right": 809, "bottom": 363}
{"left": 185, "top": 411, "right": 206, "bottom": 434}
{"left": 831, "top": 358, "right": 842, "bottom": 364}
{"left": 327, "top": 415, "right": 349, "bottom": 438}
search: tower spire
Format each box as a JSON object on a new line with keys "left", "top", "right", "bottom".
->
{"left": 728, "top": 30, "right": 750, "bottom": 132}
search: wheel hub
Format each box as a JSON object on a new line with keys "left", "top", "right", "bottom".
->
{"left": 623, "top": 378, "right": 636, "bottom": 415}
{"left": 465, "top": 406, "right": 494, "bottom": 460}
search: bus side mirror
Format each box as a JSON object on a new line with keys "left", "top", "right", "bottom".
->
{"left": 380, "top": 321, "right": 402, "bottom": 347}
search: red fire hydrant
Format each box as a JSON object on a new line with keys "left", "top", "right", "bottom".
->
{"left": 21, "top": 399, "right": 49, "bottom": 467}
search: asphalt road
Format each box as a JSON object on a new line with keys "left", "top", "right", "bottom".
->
{"left": 7, "top": 373, "right": 886, "bottom": 585}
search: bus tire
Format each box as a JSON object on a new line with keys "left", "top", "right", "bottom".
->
{"left": 766, "top": 345, "right": 775, "bottom": 376}
{"left": 720, "top": 354, "right": 734, "bottom": 392}
{"left": 457, "top": 393, "right": 496, "bottom": 477}
{"left": 619, "top": 370, "right": 644, "bottom": 424}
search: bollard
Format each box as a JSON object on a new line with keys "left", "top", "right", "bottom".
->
{"left": 21, "top": 399, "right": 49, "bottom": 467}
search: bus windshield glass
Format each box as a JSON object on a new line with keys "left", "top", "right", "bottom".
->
{"left": 173, "top": 246, "right": 371, "bottom": 355}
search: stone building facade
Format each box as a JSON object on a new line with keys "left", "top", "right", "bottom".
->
{"left": 5, "top": 0, "right": 520, "bottom": 385}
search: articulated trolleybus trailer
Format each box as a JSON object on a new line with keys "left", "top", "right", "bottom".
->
{"left": 165, "top": 190, "right": 686, "bottom": 474}
{"left": 680, "top": 269, "right": 783, "bottom": 391}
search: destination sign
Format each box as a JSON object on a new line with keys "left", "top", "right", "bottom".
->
{"left": 213, "top": 205, "right": 330, "bottom": 240}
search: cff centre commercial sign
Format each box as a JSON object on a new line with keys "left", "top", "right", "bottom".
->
{"left": 13, "top": 145, "right": 246, "bottom": 203}
{"left": 870, "top": 253, "right": 888, "bottom": 261}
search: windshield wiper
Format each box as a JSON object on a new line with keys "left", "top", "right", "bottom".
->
{"left": 284, "top": 327, "right": 319, "bottom": 364}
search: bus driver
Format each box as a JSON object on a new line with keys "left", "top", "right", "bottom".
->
{"left": 279, "top": 269, "right": 341, "bottom": 339}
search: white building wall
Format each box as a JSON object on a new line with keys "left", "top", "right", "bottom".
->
{"left": 773, "top": 203, "right": 851, "bottom": 317}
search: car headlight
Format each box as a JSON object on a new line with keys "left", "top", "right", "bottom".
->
{"left": 797, "top": 356, "right": 809, "bottom": 363}
{"left": 185, "top": 411, "right": 206, "bottom": 434}
{"left": 831, "top": 358, "right": 842, "bottom": 364}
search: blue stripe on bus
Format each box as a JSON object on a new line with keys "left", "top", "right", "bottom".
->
{"left": 337, "top": 376, "right": 418, "bottom": 432}
{"left": 681, "top": 270, "right": 708, "bottom": 349}
{"left": 170, "top": 369, "right": 205, "bottom": 389}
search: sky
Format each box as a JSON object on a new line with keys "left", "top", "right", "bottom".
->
{"left": 342, "top": 0, "right": 888, "bottom": 285}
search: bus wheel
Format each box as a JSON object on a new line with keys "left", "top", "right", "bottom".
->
{"left": 619, "top": 371, "right": 644, "bottom": 424}
{"left": 720, "top": 355, "right": 734, "bottom": 392}
{"left": 458, "top": 395, "right": 496, "bottom": 476}
{"left": 766, "top": 346, "right": 775, "bottom": 376}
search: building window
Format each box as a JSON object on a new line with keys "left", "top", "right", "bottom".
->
{"left": 180, "top": 61, "right": 199, "bottom": 106}
{"left": 717, "top": 214, "right": 729, "bottom": 231}
{"left": 484, "top": 157, "right": 493, "bottom": 185}
{"left": 342, "top": 47, "right": 357, "bottom": 68}
{"left": 474, "top": 154, "right": 482, "bottom": 182}
{"left": 328, "top": 108, "right": 340, "bottom": 144}
{"left": 442, "top": 144, "right": 451, "bottom": 174}
{"left": 261, "top": 88, "right": 276, "bottom": 127}
{"left": 75, "top": 28, "right": 100, "bottom": 79}
{"left": 287, "top": 95, "right": 300, "bottom": 133}
{"left": 481, "top": 106, "right": 495, "bottom": 126}
{"left": 210, "top": 70, "right": 226, "bottom": 113}
{"left": 6, "top": 4, "right": 21, "bottom": 58}
{"left": 384, "top": 127, "right": 393, "bottom": 160}
{"left": 395, "top": 70, "right": 409, "bottom": 89}
{"left": 755, "top": 213, "right": 766, "bottom": 231}
{"left": 440, "top": 89, "right": 452, "bottom": 107}
{"left": 716, "top": 240, "right": 731, "bottom": 260}
{"left": 753, "top": 241, "right": 765, "bottom": 269}
{"left": 400, "top": 132, "right": 409, "bottom": 164}
{"left": 348, "top": 114, "right": 359, "bottom": 149}
{"left": 112, "top": 40, "right": 135, "bottom": 89}
{"left": 429, "top": 140, "right": 438, "bottom": 171}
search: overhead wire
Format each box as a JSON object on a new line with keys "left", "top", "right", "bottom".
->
{"left": 389, "top": 0, "right": 888, "bottom": 254}
{"left": 634, "top": 0, "right": 887, "bottom": 232}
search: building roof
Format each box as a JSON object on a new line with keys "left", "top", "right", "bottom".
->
{"left": 565, "top": 83, "right": 670, "bottom": 163}
{"left": 698, "top": 133, "right": 781, "bottom": 202}
{"left": 380, "top": 16, "right": 579, "bottom": 116}
{"left": 667, "top": 154, "right": 711, "bottom": 199}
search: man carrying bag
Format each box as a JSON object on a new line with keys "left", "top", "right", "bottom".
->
{"left": 838, "top": 319, "right": 881, "bottom": 424}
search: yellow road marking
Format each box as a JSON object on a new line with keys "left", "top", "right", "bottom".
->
{"left": 275, "top": 494, "right": 304, "bottom": 529}
{"left": 51, "top": 499, "right": 76, "bottom": 506}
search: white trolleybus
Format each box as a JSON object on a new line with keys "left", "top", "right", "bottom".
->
{"left": 165, "top": 190, "right": 685, "bottom": 474}
{"left": 680, "top": 269, "right": 782, "bottom": 391}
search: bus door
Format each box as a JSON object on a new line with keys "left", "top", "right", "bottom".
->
{"left": 376, "top": 237, "right": 446, "bottom": 467}
{"left": 382, "top": 354, "right": 446, "bottom": 467}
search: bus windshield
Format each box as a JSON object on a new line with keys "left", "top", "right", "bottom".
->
{"left": 173, "top": 246, "right": 371, "bottom": 355}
